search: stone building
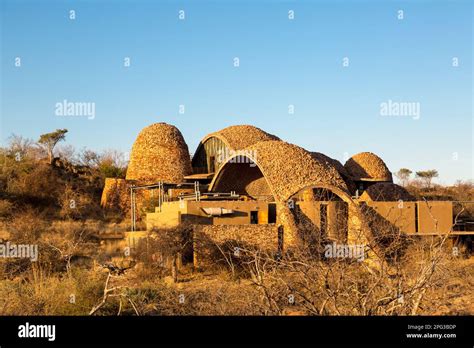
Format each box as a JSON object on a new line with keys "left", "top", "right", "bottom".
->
{"left": 101, "top": 122, "right": 470, "bottom": 265}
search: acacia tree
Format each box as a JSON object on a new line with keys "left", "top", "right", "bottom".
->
{"left": 38, "top": 129, "right": 68, "bottom": 164}
{"left": 416, "top": 170, "right": 439, "bottom": 189}
{"left": 395, "top": 168, "right": 412, "bottom": 187}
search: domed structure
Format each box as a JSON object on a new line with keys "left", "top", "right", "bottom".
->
{"left": 126, "top": 123, "right": 192, "bottom": 183}
{"left": 360, "top": 183, "right": 414, "bottom": 202}
{"left": 344, "top": 152, "right": 393, "bottom": 182}
{"left": 311, "top": 152, "right": 357, "bottom": 194}
{"left": 192, "top": 125, "right": 279, "bottom": 174}
{"left": 209, "top": 125, "right": 280, "bottom": 150}
{"left": 210, "top": 140, "right": 349, "bottom": 202}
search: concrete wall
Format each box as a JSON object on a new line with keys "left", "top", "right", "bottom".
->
{"left": 186, "top": 201, "right": 269, "bottom": 225}
{"left": 360, "top": 201, "right": 453, "bottom": 235}
{"left": 296, "top": 201, "right": 348, "bottom": 242}
{"left": 146, "top": 201, "right": 184, "bottom": 230}
{"left": 146, "top": 200, "right": 271, "bottom": 230}
{"left": 363, "top": 201, "right": 416, "bottom": 234}
{"left": 145, "top": 198, "right": 455, "bottom": 270}
{"left": 417, "top": 201, "right": 453, "bottom": 234}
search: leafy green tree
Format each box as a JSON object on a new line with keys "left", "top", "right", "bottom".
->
{"left": 416, "top": 170, "right": 439, "bottom": 189}
{"left": 38, "top": 129, "right": 68, "bottom": 164}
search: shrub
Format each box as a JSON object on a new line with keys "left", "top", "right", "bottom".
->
{"left": 0, "top": 199, "right": 14, "bottom": 218}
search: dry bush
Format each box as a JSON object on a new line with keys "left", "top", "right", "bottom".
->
{"left": 359, "top": 204, "right": 410, "bottom": 262}
{"left": 6, "top": 209, "right": 48, "bottom": 243}
{"left": 228, "top": 237, "right": 453, "bottom": 316}
{"left": 0, "top": 214, "right": 107, "bottom": 315}
{"left": 1, "top": 214, "right": 100, "bottom": 279}
{"left": 195, "top": 234, "right": 273, "bottom": 279}
{"left": 6, "top": 164, "right": 63, "bottom": 206}
{"left": 59, "top": 184, "right": 102, "bottom": 220}
{"left": 0, "top": 199, "right": 14, "bottom": 218}
{"left": 40, "top": 221, "right": 99, "bottom": 276}
{"left": 139, "top": 224, "right": 194, "bottom": 282}
{"left": 217, "top": 203, "right": 456, "bottom": 316}
{"left": 0, "top": 268, "right": 106, "bottom": 315}
{"left": 421, "top": 257, "right": 474, "bottom": 315}
{"left": 407, "top": 180, "right": 474, "bottom": 201}
{"left": 89, "top": 271, "right": 268, "bottom": 316}
{"left": 1, "top": 146, "right": 106, "bottom": 221}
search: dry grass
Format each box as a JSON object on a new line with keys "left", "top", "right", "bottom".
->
{"left": 424, "top": 257, "right": 474, "bottom": 315}
{"left": 2, "top": 256, "right": 472, "bottom": 316}
{"left": 0, "top": 210, "right": 472, "bottom": 316}
{"left": 0, "top": 268, "right": 106, "bottom": 315}
{"left": 0, "top": 199, "right": 14, "bottom": 218}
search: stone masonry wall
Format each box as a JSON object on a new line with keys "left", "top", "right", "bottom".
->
{"left": 193, "top": 224, "right": 280, "bottom": 268}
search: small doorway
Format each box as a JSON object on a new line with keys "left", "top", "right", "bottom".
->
{"left": 250, "top": 211, "right": 258, "bottom": 224}
{"left": 268, "top": 203, "right": 277, "bottom": 223}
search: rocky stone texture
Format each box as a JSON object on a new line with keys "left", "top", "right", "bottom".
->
{"left": 344, "top": 152, "right": 393, "bottom": 182}
{"left": 126, "top": 123, "right": 192, "bottom": 183}
{"left": 51, "top": 157, "right": 91, "bottom": 176}
{"left": 100, "top": 178, "right": 156, "bottom": 221}
{"left": 242, "top": 140, "right": 349, "bottom": 202}
{"left": 193, "top": 224, "right": 280, "bottom": 266}
{"left": 360, "top": 182, "right": 415, "bottom": 202}
{"left": 100, "top": 178, "right": 130, "bottom": 212}
{"left": 311, "top": 152, "right": 357, "bottom": 194}
{"left": 211, "top": 162, "right": 273, "bottom": 199}
{"left": 205, "top": 125, "right": 280, "bottom": 150}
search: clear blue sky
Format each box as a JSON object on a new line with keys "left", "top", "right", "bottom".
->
{"left": 1, "top": 0, "right": 472, "bottom": 184}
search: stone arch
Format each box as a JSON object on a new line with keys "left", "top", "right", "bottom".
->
{"left": 286, "top": 184, "right": 368, "bottom": 247}
{"left": 209, "top": 153, "right": 274, "bottom": 200}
